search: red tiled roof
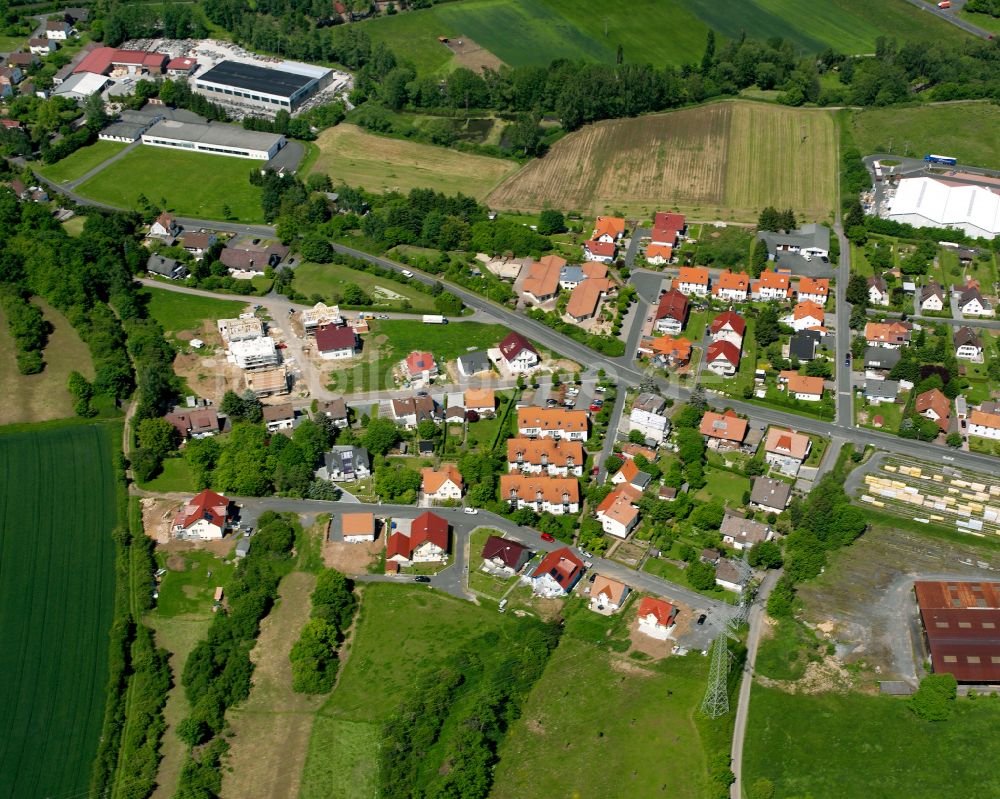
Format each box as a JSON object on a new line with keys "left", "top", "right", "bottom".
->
{"left": 916, "top": 388, "right": 950, "bottom": 428}
{"left": 584, "top": 239, "right": 616, "bottom": 258}
{"left": 507, "top": 437, "right": 584, "bottom": 468}
{"left": 655, "top": 288, "right": 689, "bottom": 322}
{"left": 653, "top": 211, "right": 685, "bottom": 231}
{"left": 706, "top": 339, "right": 740, "bottom": 367}
{"left": 175, "top": 489, "right": 228, "bottom": 530}
{"left": 593, "top": 216, "right": 625, "bottom": 239}
{"left": 315, "top": 323, "right": 356, "bottom": 353}
{"left": 481, "top": 535, "right": 528, "bottom": 569}
{"left": 699, "top": 410, "right": 748, "bottom": 442}
{"left": 499, "top": 331, "right": 539, "bottom": 361}
{"left": 522, "top": 254, "right": 564, "bottom": 299}
{"left": 74, "top": 46, "right": 167, "bottom": 74}
{"left": 783, "top": 373, "right": 824, "bottom": 397}
{"left": 500, "top": 473, "right": 580, "bottom": 505}
{"left": 411, "top": 511, "right": 449, "bottom": 552}
{"left": 517, "top": 407, "right": 588, "bottom": 433}
{"left": 798, "top": 276, "right": 829, "bottom": 297}
{"left": 421, "top": 465, "right": 463, "bottom": 494}
{"left": 677, "top": 266, "right": 709, "bottom": 286}
{"left": 531, "top": 546, "right": 584, "bottom": 586}
{"left": 710, "top": 310, "right": 746, "bottom": 337}
{"left": 646, "top": 243, "right": 673, "bottom": 260}
{"left": 638, "top": 596, "right": 677, "bottom": 627}
{"left": 712, "top": 269, "right": 750, "bottom": 295}
{"left": 566, "top": 277, "right": 612, "bottom": 319}
{"left": 405, "top": 350, "right": 436, "bottom": 375}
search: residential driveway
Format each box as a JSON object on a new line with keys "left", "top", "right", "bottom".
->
{"left": 625, "top": 227, "right": 650, "bottom": 268}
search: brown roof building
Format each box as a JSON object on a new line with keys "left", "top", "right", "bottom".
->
{"left": 915, "top": 580, "right": 1000, "bottom": 683}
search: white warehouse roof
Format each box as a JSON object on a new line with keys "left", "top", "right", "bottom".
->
{"left": 886, "top": 176, "right": 1000, "bottom": 240}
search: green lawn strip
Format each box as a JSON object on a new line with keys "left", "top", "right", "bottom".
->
{"left": 373, "top": 318, "right": 511, "bottom": 361}
{"left": 0, "top": 424, "right": 117, "bottom": 799}
{"left": 684, "top": 309, "right": 711, "bottom": 342}
{"left": 960, "top": 9, "right": 1000, "bottom": 34}
{"left": 694, "top": 465, "right": 750, "bottom": 507}
{"left": 293, "top": 260, "right": 437, "bottom": 312}
{"left": 744, "top": 684, "right": 1000, "bottom": 798}
{"left": 856, "top": 394, "right": 905, "bottom": 433}
{"left": 140, "top": 286, "right": 249, "bottom": 335}
{"left": 75, "top": 146, "right": 264, "bottom": 222}
{"left": 37, "top": 140, "right": 130, "bottom": 184}
{"left": 803, "top": 433, "right": 829, "bottom": 467}
{"left": 642, "top": 557, "right": 738, "bottom": 604}
{"left": 137, "top": 456, "right": 196, "bottom": 493}
{"left": 754, "top": 616, "right": 824, "bottom": 681}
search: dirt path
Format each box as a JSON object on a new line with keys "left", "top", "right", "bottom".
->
{"left": 220, "top": 570, "right": 322, "bottom": 799}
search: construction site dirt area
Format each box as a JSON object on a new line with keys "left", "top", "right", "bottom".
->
{"left": 795, "top": 523, "right": 1000, "bottom": 683}
{"left": 442, "top": 37, "right": 505, "bottom": 72}
{"left": 323, "top": 538, "right": 383, "bottom": 575}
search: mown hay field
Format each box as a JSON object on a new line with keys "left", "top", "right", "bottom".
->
{"left": 0, "top": 424, "right": 117, "bottom": 799}
{"left": 487, "top": 101, "right": 836, "bottom": 222}
{"left": 311, "top": 124, "right": 519, "bottom": 199}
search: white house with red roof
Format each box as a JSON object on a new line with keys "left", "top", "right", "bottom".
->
{"left": 637, "top": 597, "right": 678, "bottom": 639}
{"left": 676, "top": 267, "right": 710, "bottom": 297}
{"left": 315, "top": 323, "right": 357, "bottom": 360}
{"left": 149, "top": 213, "right": 178, "bottom": 238}
{"left": 385, "top": 511, "right": 449, "bottom": 564}
{"left": 784, "top": 300, "right": 826, "bottom": 332}
{"left": 712, "top": 270, "right": 751, "bottom": 303}
{"left": 530, "top": 547, "right": 584, "bottom": 597}
{"left": 592, "top": 216, "right": 626, "bottom": 243}
{"left": 405, "top": 350, "right": 438, "bottom": 379}
{"left": 796, "top": 277, "right": 829, "bottom": 306}
{"left": 497, "top": 331, "right": 540, "bottom": 372}
{"left": 172, "top": 490, "right": 230, "bottom": 540}
{"left": 752, "top": 270, "right": 793, "bottom": 302}
{"left": 709, "top": 311, "right": 746, "bottom": 348}
{"left": 705, "top": 340, "right": 741, "bottom": 377}
{"left": 583, "top": 239, "right": 616, "bottom": 263}
{"left": 654, "top": 288, "right": 689, "bottom": 334}
{"left": 595, "top": 485, "right": 641, "bottom": 539}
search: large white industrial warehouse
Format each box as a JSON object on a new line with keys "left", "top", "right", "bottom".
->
{"left": 141, "top": 119, "right": 286, "bottom": 160}
{"left": 886, "top": 176, "right": 1000, "bottom": 240}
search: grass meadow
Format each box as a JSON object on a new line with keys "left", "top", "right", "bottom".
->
{"left": 310, "top": 124, "right": 519, "bottom": 199}
{"left": 0, "top": 299, "right": 95, "bottom": 426}
{"left": 139, "top": 286, "right": 249, "bottom": 335}
{"left": 487, "top": 101, "right": 836, "bottom": 221}
{"left": 76, "top": 147, "right": 264, "bottom": 222}
{"left": 850, "top": 101, "right": 1000, "bottom": 170}
{"left": 744, "top": 685, "right": 1000, "bottom": 798}
{"left": 293, "top": 261, "right": 438, "bottom": 312}
{"left": 0, "top": 424, "right": 117, "bottom": 799}
{"left": 37, "top": 140, "right": 129, "bottom": 184}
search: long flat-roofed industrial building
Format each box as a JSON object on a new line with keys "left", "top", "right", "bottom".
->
{"left": 915, "top": 580, "right": 1000, "bottom": 683}
{"left": 193, "top": 59, "right": 333, "bottom": 113}
{"left": 141, "top": 119, "right": 285, "bottom": 160}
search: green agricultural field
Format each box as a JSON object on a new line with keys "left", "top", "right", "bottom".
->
{"left": 37, "top": 140, "right": 129, "bottom": 184}
{"left": 851, "top": 102, "right": 1000, "bottom": 170}
{"left": 140, "top": 286, "right": 249, "bottom": 335}
{"left": 293, "top": 261, "right": 438, "bottom": 312}
{"left": 744, "top": 684, "right": 1000, "bottom": 798}
{"left": 299, "top": 584, "right": 510, "bottom": 799}
{"left": 960, "top": 8, "right": 1000, "bottom": 35}
{"left": 75, "top": 146, "right": 264, "bottom": 222}
{"left": 0, "top": 424, "right": 117, "bottom": 799}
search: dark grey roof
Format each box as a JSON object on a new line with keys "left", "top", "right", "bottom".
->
{"left": 457, "top": 351, "right": 491, "bottom": 374}
{"left": 146, "top": 254, "right": 186, "bottom": 278}
{"left": 864, "top": 346, "right": 901, "bottom": 369}
{"left": 960, "top": 287, "right": 990, "bottom": 308}
{"left": 196, "top": 60, "right": 314, "bottom": 98}
{"left": 633, "top": 392, "right": 666, "bottom": 414}
{"left": 323, "top": 445, "right": 368, "bottom": 474}
{"left": 750, "top": 477, "right": 792, "bottom": 509}
{"left": 631, "top": 471, "right": 653, "bottom": 490}
{"left": 865, "top": 379, "right": 900, "bottom": 400}
{"left": 418, "top": 440, "right": 435, "bottom": 454}
{"left": 757, "top": 223, "right": 830, "bottom": 252}
{"left": 100, "top": 121, "right": 146, "bottom": 140}
{"left": 921, "top": 282, "right": 945, "bottom": 302}
{"left": 235, "top": 537, "right": 251, "bottom": 555}
{"left": 789, "top": 330, "right": 820, "bottom": 361}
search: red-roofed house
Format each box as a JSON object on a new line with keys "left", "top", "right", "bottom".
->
{"left": 595, "top": 485, "right": 642, "bottom": 539}
{"left": 592, "top": 216, "right": 626, "bottom": 243}
{"left": 779, "top": 372, "right": 825, "bottom": 401}
{"left": 752, "top": 270, "right": 793, "bottom": 301}
{"left": 498, "top": 331, "right": 540, "bottom": 372}
{"left": 589, "top": 575, "right": 630, "bottom": 614}
{"left": 916, "top": 388, "right": 951, "bottom": 431}
{"left": 166, "top": 57, "right": 197, "bottom": 76}
{"left": 405, "top": 350, "right": 438, "bottom": 379}
{"left": 421, "top": 465, "right": 463, "bottom": 502}
{"left": 500, "top": 474, "right": 580, "bottom": 514}
{"left": 710, "top": 310, "right": 746, "bottom": 347}
{"left": 531, "top": 547, "right": 585, "bottom": 597}
{"left": 522, "top": 254, "right": 565, "bottom": 303}
{"left": 639, "top": 335, "right": 692, "bottom": 368}
{"left": 173, "top": 490, "right": 230, "bottom": 540}
{"left": 764, "top": 427, "right": 812, "bottom": 475}
{"left": 73, "top": 46, "right": 168, "bottom": 75}
{"left": 315, "top": 324, "right": 357, "bottom": 360}
{"left": 637, "top": 597, "right": 678, "bottom": 639}
{"left": 676, "top": 266, "right": 710, "bottom": 297}
{"left": 583, "top": 239, "right": 616, "bottom": 263}
{"left": 566, "top": 277, "right": 613, "bottom": 322}
{"left": 706, "top": 339, "right": 741, "bottom": 377}
{"left": 785, "top": 300, "right": 826, "bottom": 332}
{"left": 797, "top": 277, "right": 830, "bottom": 306}
{"left": 700, "top": 410, "right": 748, "bottom": 447}
{"left": 712, "top": 270, "right": 751, "bottom": 302}
{"left": 150, "top": 212, "right": 178, "bottom": 238}
{"left": 480, "top": 535, "right": 530, "bottom": 576}
{"left": 386, "top": 512, "right": 449, "bottom": 564}
{"left": 654, "top": 288, "right": 689, "bottom": 334}
{"left": 645, "top": 243, "right": 673, "bottom": 265}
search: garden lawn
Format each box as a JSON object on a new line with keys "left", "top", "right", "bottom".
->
{"left": 299, "top": 583, "right": 509, "bottom": 799}
{"left": 140, "top": 286, "right": 248, "bottom": 335}
{"left": 643, "top": 557, "right": 737, "bottom": 604}
{"left": 138, "top": 456, "right": 196, "bottom": 493}
{"left": 744, "top": 684, "right": 1000, "bottom": 799}
{"left": 857, "top": 394, "right": 905, "bottom": 433}
{"left": 0, "top": 424, "right": 117, "bottom": 799}
{"left": 467, "top": 527, "right": 516, "bottom": 599}
{"left": 695, "top": 466, "right": 750, "bottom": 507}
{"left": 293, "top": 261, "right": 437, "bottom": 312}
{"left": 37, "top": 140, "right": 128, "bottom": 184}
{"left": 373, "top": 318, "right": 511, "bottom": 361}
{"left": 75, "top": 146, "right": 264, "bottom": 222}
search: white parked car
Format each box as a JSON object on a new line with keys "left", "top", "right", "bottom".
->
{"left": 463, "top": 507, "right": 478, "bottom": 515}
{"left": 401, "top": 269, "right": 413, "bottom": 277}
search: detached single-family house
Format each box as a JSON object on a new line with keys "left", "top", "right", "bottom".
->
{"left": 481, "top": 535, "right": 530, "bottom": 576}
{"left": 864, "top": 379, "right": 900, "bottom": 406}
{"left": 699, "top": 410, "right": 748, "bottom": 448}
{"left": 500, "top": 473, "right": 580, "bottom": 515}
{"left": 752, "top": 270, "right": 793, "bottom": 302}
{"left": 45, "top": 19, "right": 73, "bottom": 39}
{"left": 583, "top": 239, "right": 616, "bottom": 263}
{"left": 629, "top": 392, "right": 671, "bottom": 441}
{"left": 179, "top": 231, "right": 216, "bottom": 258}
{"left": 589, "top": 575, "right": 630, "bottom": 614}
{"left": 592, "top": 215, "right": 626, "bottom": 243}
{"left": 750, "top": 477, "right": 792, "bottom": 514}
{"left": 173, "top": 490, "right": 229, "bottom": 540}
{"left": 566, "top": 277, "right": 614, "bottom": 322}
{"left": 641, "top": 335, "right": 692, "bottom": 368}
{"left": 868, "top": 276, "right": 890, "bottom": 307}
{"left": 522, "top": 255, "right": 565, "bottom": 303}
{"left": 757, "top": 224, "right": 830, "bottom": 264}
{"left": 507, "top": 437, "right": 584, "bottom": 477}
{"left": 866, "top": 321, "right": 912, "bottom": 348}
{"left": 263, "top": 403, "right": 296, "bottom": 432}
{"left": 915, "top": 388, "right": 950, "bottom": 432}
{"left": 968, "top": 408, "right": 1000, "bottom": 440}
{"left": 146, "top": 254, "right": 188, "bottom": 280}
{"left": 645, "top": 243, "right": 673, "bottom": 265}
{"left": 317, "top": 446, "right": 370, "bottom": 482}
{"left": 386, "top": 511, "right": 449, "bottom": 564}
{"left": 421, "top": 464, "right": 464, "bottom": 502}
{"left": 457, "top": 351, "right": 492, "bottom": 377}
{"left": 317, "top": 398, "right": 349, "bottom": 428}
{"left": 710, "top": 310, "right": 746, "bottom": 347}
{"left": 797, "top": 277, "right": 829, "bottom": 306}
{"left": 405, "top": 350, "right": 438, "bottom": 380}
{"left": 705, "top": 339, "right": 741, "bottom": 377}
{"left": 595, "top": 485, "right": 641, "bottom": 539}
{"left": 517, "top": 407, "right": 589, "bottom": 441}
{"left": 959, "top": 287, "right": 994, "bottom": 317}
{"left": 636, "top": 597, "right": 678, "bottom": 639}
{"left": 150, "top": 212, "right": 178, "bottom": 238}
{"left": 676, "top": 266, "right": 710, "bottom": 297}
{"left": 763, "top": 427, "right": 811, "bottom": 475}
{"left": 712, "top": 270, "right": 750, "bottom": 302}
{"left": 315, "top": 324, "right": 357, "bottom": 360}
{"left": 390, "top": 396, "right": 441, "bottom": 429}
{"left": 530, "top": 547, "right": 584, "bottom": 597}
{"left": 715, "top": 559, "right": 743, "bottom": 592}
{"left": 463, "top": 388, "right": 495, "bottom": 416}
{"left": 779, "top": 372, "right": 824, "bottom": 402}
{"left": 786, "top": 300, "right": 825, "bottom": 332}
{"left": 164, "top": 408, "right": 221, "bottom": 440}
{"left": 29, "top": 38, "right": 57, "bottom": 55}
{"left": 610, "top": 458, "right": 652, "bottom": 492}
{"left": 789, "top": 330, "right": 821, "bottom": 361}
{"left": 954, "top": 326, "right": 983, "bottom": 361}
{"left": 654, "top": 288, "right": 689, "bottom": 334}
{"left": 864, "top": 346, "right": 902, "bottom": 373}
{"left": 498, "top": 331, "right": 540, "bottom": 372}
{"left": 720, "top": 512, "right": 773, "bottom": 551}
{"left": 920, "top": 282, "right": 946, "bottom": 313}
{"left": 341, "top": 512, "right": 376, "bottom": 543}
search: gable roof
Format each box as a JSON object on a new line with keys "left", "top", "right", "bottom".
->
{"left": 655, "top": 288, "right": 689, "bottom": 322}
{"left": 262, "top": 402, "right": 295, "bottom": 422}
{"left": 481, "top": 535, "right": 529, "bottom": 569}
{"left": 710, "top": 310, "right": 746, "bottom": 337}
{"left": 677, "top": 266, "right": 709, "bottom": 286}
{"left": 646, "top": 243, "right": 673, "bottom": 260}
{"left": 522, "top": 255, "right": 564, "bottom": 298}
{"left": 638, "top": 596, "right": 676, "bottom": 626}
{"left": 783, "top": 373, "right": 824, "bottom": 396}
{"left": 954, "top": 326, "right": 982, "bottom": 349}
{"left": 405, "top": 350, "right": 436, "bottom": 374}
{"left": 421, "top": 464, "right": 463, "bottom": 494}
{"left": 916, "top": 388, "right": 950, "bottom": 424}
{"left": 865, "top": 379, "right": 900, "bottom": 400}
{"left": 595, "top": 485, "right": 641, "bottom": 527}
{"left": 646, "top": 335, "right": 692, "bottom": 362}
{"left": 175, "top": 489, "right": 228, "bottom": 529}
{"left": 499, "top": 331, "right": 539, "bottom": 361}
{"left": 720, "top": 512, "right": 771, "bottom": 545}
{"left": 315, "top": 323, "right": 356, "bottom": 353}
{"left": 593, "top": 216, "right": 625, "bottom": 239}
{"left": 500, "top": 473, "right": 580, "bottom": 505}
{"left": 798, "top": 276, "right": 829, "bottom": 297}
{"left": 517, "top": 407, "right": 588, "bottom": 433}
{"left": 507, "top": 436, "right": 584, "bottom": 467}
{"left": 750, "top": 476, "right": 791, "bottom": 509}
{"left": 712, "top": 269, "right": 750, "bottom": 294}
{"left": 921, "top": 281, "right": 946, "bottom": 302}
{"left": 970, "top": 409, "right": 1000, "bottom": 431}
{"left": 868, "top": 275, "right": 888, "bottom": 293}
{"left": 764, "top": 427, "right": 810, "bottom": 460}
{"left": 864, "top": 346, "right": 902, "bottom": 369}
{"left": 411, "top": 511, "right": 449, "bottom": 551}
{"left": 792, "top": 300, "right": 825, "bottom": 321}
{"left": 584, "top": 239, "right": 616, "bottom": 258}
{"left": 566, "top": 277, "right": 613, "bottom": 319}
{"left": 457, "top": 350, "right": 491, "bottom": 374}
{"left": 865, "top": 321, "right": 912, "bottom": 344}
{"left": 960, "top": 286, "right": 990, "bottom": 309}
{"left": 531, "top": 547, "right": 584, "bottom": 586}
{"left": 592, "top": 575, "right": 629, "bottom": 605}
{"left": 391, "top": 395, "right": 438, "bottom": 421}
{"left": 789, "top": 330, "right": 820, "bottom": 361}
{"left": 699, "top": 410, "right": 747, "bottom": 442}
{"left": 706, "top": 339, "right": 741, "bottom": 367}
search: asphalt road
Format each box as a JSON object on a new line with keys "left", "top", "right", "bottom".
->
{"left": 834, "top": 223, "right": 853, "bottom": 425}
{"left": 898, "top": 0, "right": 994, "bottom": 39}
